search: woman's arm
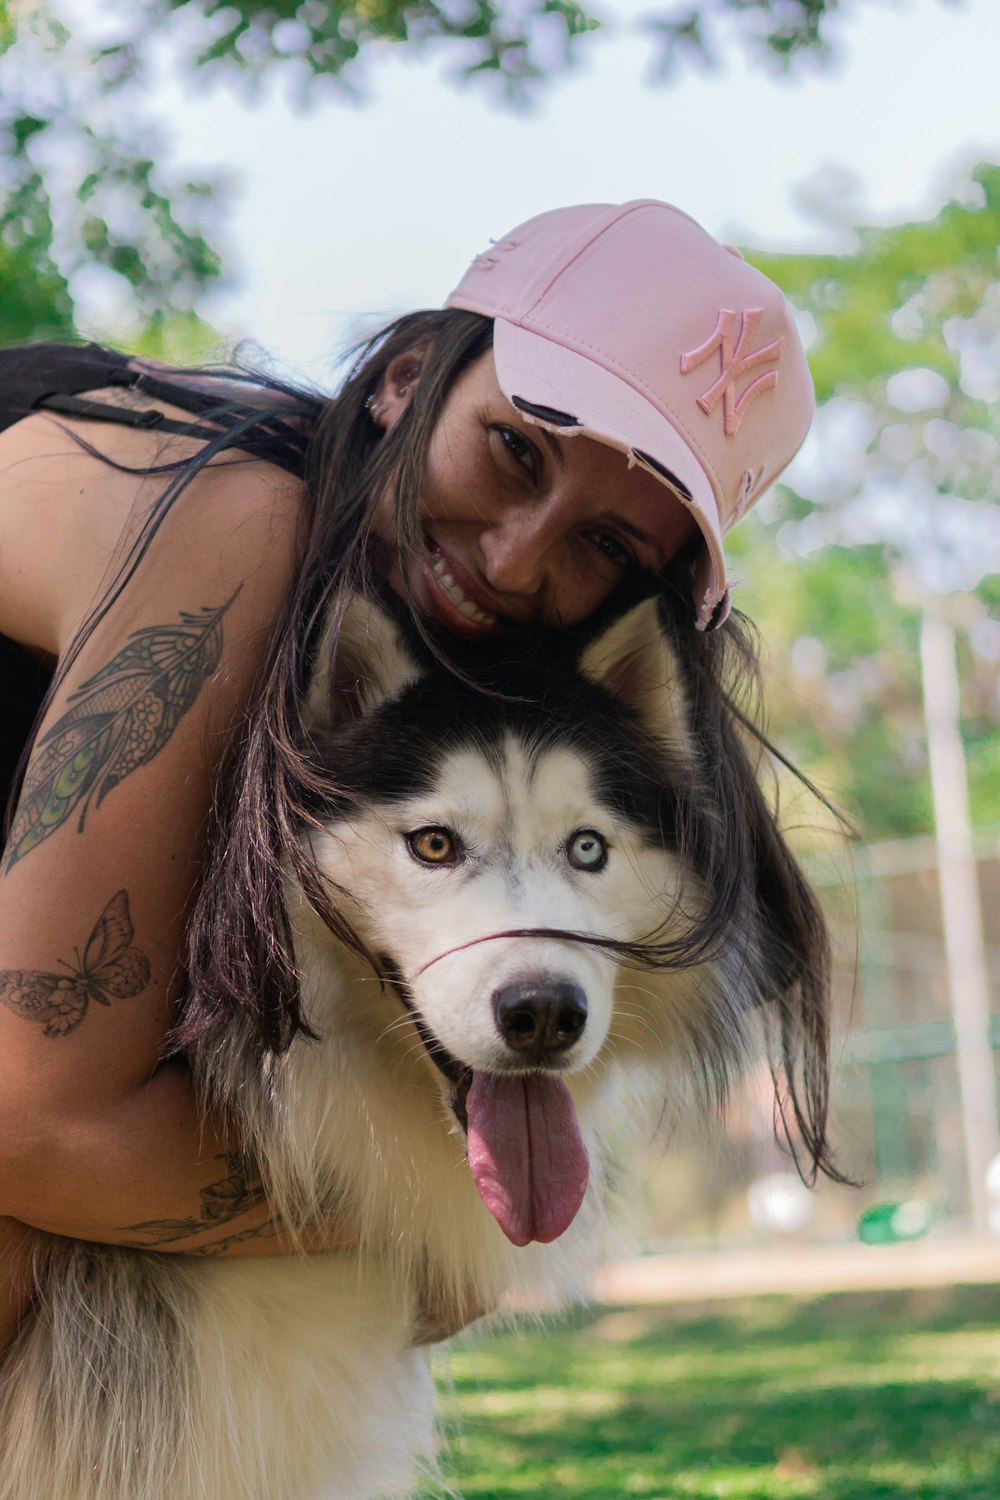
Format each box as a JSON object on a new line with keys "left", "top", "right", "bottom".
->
{"left": 0, "top": 416, "right": 313, "bottom": 1255}
{"left": 2, "top": 1059, "right": 344, "bottom": 1256}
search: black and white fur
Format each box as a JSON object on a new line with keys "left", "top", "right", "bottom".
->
{"left": 0, "top": 593, "right": 797, "bottom": 1500}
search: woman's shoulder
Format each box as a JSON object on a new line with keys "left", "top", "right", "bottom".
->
{"left": 0, "top": 396, "right": 307, "bottom": 659}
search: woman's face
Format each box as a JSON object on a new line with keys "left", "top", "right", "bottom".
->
{"left": 372, "top": 349, "right": 697, "bottom": 638}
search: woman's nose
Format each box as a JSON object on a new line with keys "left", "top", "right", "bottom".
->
{"left": 479, "top": 505, "right": 558, "bottom": 598}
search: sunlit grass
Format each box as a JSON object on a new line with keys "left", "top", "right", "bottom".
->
{"left": 423, "top": 1285, "right": 1000, "bottom": 1499}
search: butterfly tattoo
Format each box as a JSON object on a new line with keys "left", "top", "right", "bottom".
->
{"left": 0, "top": 891, "right": 151, "bottom": 1037}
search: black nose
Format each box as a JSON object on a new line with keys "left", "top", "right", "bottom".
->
{"left": 492, "top": 981, "right": 588, "bottom": 1061}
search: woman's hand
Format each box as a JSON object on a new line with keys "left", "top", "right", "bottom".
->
{"left": 411, "top": 1278, "right": 493, "bottom": 1346}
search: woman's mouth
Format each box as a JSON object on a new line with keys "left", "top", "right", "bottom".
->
{"left": 430, "top": 555, "right": 498, "bottom": 627}
{"left": 421, "top": 544, "right": 501, "bottom": 634}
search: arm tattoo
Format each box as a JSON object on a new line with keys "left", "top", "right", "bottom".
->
{"left": 116, "top": 1153, "right": 269, "bottom": 1249}
{"left": 178, "top": 1217, "right": 282, "bottom": 1257}
{"left": 5, "top": 590, "right": 241, "bottom": 870}
{"left": 0, "top": 890, "right": 150, "bottom": 1036}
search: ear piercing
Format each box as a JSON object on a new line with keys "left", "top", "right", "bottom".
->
{"left": 366, "top": 384, "right": 411, "bottom": 424}
{"left": 366, "top": 382, "right": 414, "bottom": 426}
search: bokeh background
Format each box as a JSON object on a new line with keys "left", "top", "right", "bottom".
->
{"left": 3, "top": 0, "right": 999, "bottom": 1251}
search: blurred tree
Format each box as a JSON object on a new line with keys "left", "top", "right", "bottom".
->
{"left": 0, "top": 0, "right": 945, "bottom": 342}
{"left": 737, "top": 164, "right": 1000, "bottom": 840}
{"left": 0, "top": 6, "right": 226, "bottom": 350}
{"left": 40, "top": 0, "right": 922, "bottom": 102}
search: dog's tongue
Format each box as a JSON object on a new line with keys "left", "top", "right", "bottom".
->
{"left": 465, "top": 1073, "right": 589, "bottom": 1246}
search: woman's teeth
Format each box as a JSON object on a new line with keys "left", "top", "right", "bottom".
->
{"left": 430, "top": 556, "right": 497, "bottom": 626}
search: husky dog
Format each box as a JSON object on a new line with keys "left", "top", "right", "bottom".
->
{"left": 0, "top": 591, "right": 831, "bottom": 1500}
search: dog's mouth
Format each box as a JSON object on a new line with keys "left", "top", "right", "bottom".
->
{"left": 377, "top": 953, "right": 472, "bottom": 1112}
{"left": 378, "top": 955, "right": 590, "bottom": 1248}
{"left": 400, "top": 990, "right": 474, "bottom": 1130}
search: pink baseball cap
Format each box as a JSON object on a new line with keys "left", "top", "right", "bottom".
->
{"left": 446, "top": 200, "right": 814, "bottom": 629}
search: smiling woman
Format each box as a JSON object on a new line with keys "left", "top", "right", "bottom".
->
{"left": 0, "top": 198, "right": 823, "bottom": 1367}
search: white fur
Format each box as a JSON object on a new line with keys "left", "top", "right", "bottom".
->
{"left": 0, "top": 597, "right": 757, "bottom": 1500}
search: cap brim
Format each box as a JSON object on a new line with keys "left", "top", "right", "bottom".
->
{"left": 492, "top": 319, "right": 729, "bottom": 629}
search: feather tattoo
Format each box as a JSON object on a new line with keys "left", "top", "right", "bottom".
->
{"left": 6, "top": 590, "right": 240, "bottom": 869}
{"left": 0, "top": 890, "right": 151, "bottom": 1036}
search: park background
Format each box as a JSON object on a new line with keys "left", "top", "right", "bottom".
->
{"left": 3, "top": 0, "right": 998, "bottom": 1249}
{"left": 2, "top": 3, "right": 999, "bottom": 1493}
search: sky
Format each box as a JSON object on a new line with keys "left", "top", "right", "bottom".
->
{"left": 138, "top": 0, "right": 1000, "bottom": 379}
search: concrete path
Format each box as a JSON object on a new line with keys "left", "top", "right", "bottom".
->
{"left": 591, "top": 1237, "right": 1000, "bottom": 1304}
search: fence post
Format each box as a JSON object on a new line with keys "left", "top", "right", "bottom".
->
{"left": 920, "top": 609, "right": 999, "bottom": 1234}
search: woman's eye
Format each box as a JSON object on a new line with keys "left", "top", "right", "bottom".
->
{"left": 589, "top": 532, "right": 635, "bottom": 571}
{"left": 496, "top": 426, "right": 539, "bottom": 480}
{"left": 566, "top": 829, "right": 608, "bottom": 872}
{"left": 407, "top": 827, "right": 461, "bottom": 866}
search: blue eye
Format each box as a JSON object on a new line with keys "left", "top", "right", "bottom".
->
{"left": 566, "top": 829, "right": 607, "bottom": 872}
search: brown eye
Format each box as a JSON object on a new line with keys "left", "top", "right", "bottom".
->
{"left": 494, "top": 425, "right": 540, "bottom": 480}
{"left": 407, "top": 827, "right": 460, "bottom": 865}
{"left": 589, "top": 532, "right": 635, "bottom": 571}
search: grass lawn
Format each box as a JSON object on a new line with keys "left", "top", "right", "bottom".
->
{"left": 426, "top": 1283, "right": 1000, "bottom": 1499}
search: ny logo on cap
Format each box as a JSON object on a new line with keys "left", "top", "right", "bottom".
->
{"left": 680, "top": 309, "right": 784, "bottom": 437}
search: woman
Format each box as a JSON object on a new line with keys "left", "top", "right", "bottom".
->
{"left": 0, "top": 199, "right": 823, "bottom": 1351}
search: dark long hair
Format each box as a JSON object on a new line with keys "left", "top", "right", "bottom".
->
{"left": 653, "top": 584, "right": 844, "bottom": 1184}
{"left": 179, "top": 310, "right": 497, "bottom": 1051}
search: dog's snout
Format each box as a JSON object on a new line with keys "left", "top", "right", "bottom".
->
{"left": 492, "top": 981, "right": 588, "bottom": 1061}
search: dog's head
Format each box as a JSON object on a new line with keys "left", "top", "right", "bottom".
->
{"left": 300, "top": 592, "right": 833, "bottom": 1245}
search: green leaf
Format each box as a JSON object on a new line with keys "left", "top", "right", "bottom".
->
{"left": 10, "top": 113, "right": 47, "bottom": 151}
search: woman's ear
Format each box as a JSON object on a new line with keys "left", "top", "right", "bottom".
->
{"left": 368, "top": 345, "right": 430, "bottom": 431}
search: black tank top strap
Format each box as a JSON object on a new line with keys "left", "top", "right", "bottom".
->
{"left": 0, "top": 341, "right": 133, "bottom": 432}
{"left": 33, "top": 391, "right": 233, "bottom": 444}
{"left": 127, "top": 369, "right": 313, "bottom": 475}
{"left": 0, "top": 340, "right": 313, "bottom": 476}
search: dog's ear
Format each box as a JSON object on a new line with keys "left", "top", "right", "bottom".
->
{"left": 305, "top": 593, "right": 423, "bottom": 730}
{"left": 579, "top": 597, "right": 691, "bottom": 753}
